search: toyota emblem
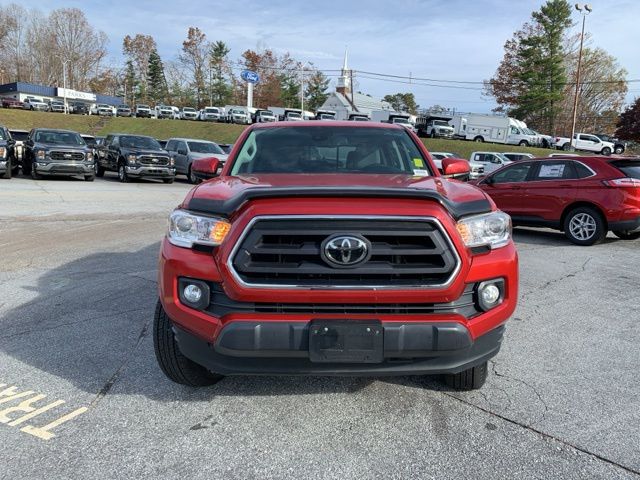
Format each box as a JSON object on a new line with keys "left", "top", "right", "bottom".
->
{"left": 321, "top": 235, "right": 371, "bottom": 268}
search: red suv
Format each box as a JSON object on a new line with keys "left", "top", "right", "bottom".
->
{"left": 474, "top": 156, "right": 640, "bottom": 245}
{"left": 155, "top": 122, "right": 518, "bottom": 390}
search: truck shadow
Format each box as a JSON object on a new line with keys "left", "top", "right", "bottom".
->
{"left": 1, "top": 244, "right": 447, "bottom": 402}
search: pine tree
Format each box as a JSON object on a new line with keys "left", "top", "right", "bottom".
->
{"left": 124, "top": 60, "right": 138, "bottom": 106}
{"left": 279, "top": 74, "right": 300, "bottom": 108}
{"left": 147, "top": 49, "right": 167, "bottom": 104}
{"left": 209, "top": 41, "right": 232, "bottom": 106}
{"left": 304, "top": 71, "right": 330, "bottom": 112}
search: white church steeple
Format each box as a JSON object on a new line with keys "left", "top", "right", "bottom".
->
{"left": 336, "top": 48, "right": 351, "bottom": 95}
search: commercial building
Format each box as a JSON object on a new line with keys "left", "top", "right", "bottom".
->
{"left": 0, "top": 82, "right": 123, "bottom": 108}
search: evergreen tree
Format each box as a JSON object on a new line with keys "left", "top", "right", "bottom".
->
{"left": 209, "top": 41, "right": 232, "bottom": 106}
{"left": 279, "top": 74, "right": 300, "bottom": 108}
{"left": 124, "top": 60, "right": 138, "bottom": 106}
{"left": 304, "top": 71, "right": 330, "bottom": 112}
{"left": 147, "top": 49, "right": 167, "bottom": 104}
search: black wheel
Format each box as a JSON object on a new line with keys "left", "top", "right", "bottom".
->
{"left": 518, "top": 140, "right": 529, "bottom": 147}
{"left": 614, "top": 146, "right": 624, "bottom": 155}
{"left": 162, "top": 177, "right": 175, "bottom": 184}
{"left": 601, "top": 147, "right": 612, "bottom": 156}
{"left": 563, "top": 206, "right": 606, "bottom": 246}
{"left": 118, "top": 163, "right": 130, "bottom": 183}
{"left": 474, "top": 136, "right": 484, "bottom": 143}
{"left": 613, "top": 230, "right": 640, "bottom": 240}
{"left": 443, "top": 361, "right": 488, "bottom": 390}
{"left": 84, "top": 174, "right": 95, "bottom": 182}
{"left": 187, "top": 165, "right": 200, "bottom": 184}
{"left": 430, "top": 131, "right": 436, "bottom": 138}
{"left": 95, "top": 162, "right": 105, "bottom": 177}
{"left": 562, "top": 143, "right": 571, "bottom": 151}
{"left": 153, "top": 301, "right": 223, "bottom": 386}
{"left": 2, "top": 158, "right": 11, "bottom": 179}
{"left": 31, "top": 168, "right": 43, "bottom": 180}
{"left": 542, "top": 139, "right": 550, "bottom": 149}
{"left": 22, "top": 160, "right": 32, "bottom": 176}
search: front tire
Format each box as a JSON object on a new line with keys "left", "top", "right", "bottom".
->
{"left": 518, "top": 140, "right": 529, "bottom": 147}
{"left": 614, "top": 146, "right": 624, "bottom": 155}
{"left": 474, "top": 136, "right": 484, "bottom": 143}
{"left": 84, "top": 174, "right": 95, "bottom": 182}
{"left": 187, "top": 165, "right": 200, "bottom": 184}
{"left": 2, "top": 158, "right": 11, "bottom": 179}
{"left": 118, "top": 163, "right": 130, "bottom": 183}
{"left": 153, "top": 301, "right": 223, "bottom": 386}
{"left": 601, "top": 147, "right": 612, "bottom": 156}
{"left": 562, "top": 142, "right": 571, "bottom": 151}
{"left": 613, "top": 230, "right": 640, "bottom": 240}
{"left": 443, "top": 361, "right": 488, "bottom": 390}
{"left": 31, "top": 168, "right": 43, "bottom": 180}
{"left": 95, "top": 162, "right": 105, "bottom": 177}
{"left": 430, "top": 131, "right": 436, "bottom": 138}
{"left": 564, "top": 207, "right": 606, "bottom": 246}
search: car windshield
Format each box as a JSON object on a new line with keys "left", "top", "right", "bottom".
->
{"left": 612, "top": 160, "right": 640, "bottom": 179}
{"left": 433, "top": 120, "right": 449, "bottom": 126}
{"left": 35, "top": 131, "right": 85, "bottom": 145}
{"left": 205, "top": 108, "right": 218, "bottom": 113}
{"left": 393, "top": 118, "right": 410, "bottom": 124}
{"left": 0, "top": 130, "right": 6, "bottom": 140}
{"left": 137, "top": 105, "right": 150, "bottom": 109}
{"left": 230, "top": 126, "right": 432, "bottom": 176}
{"left": 184, "top": 108, "right": 196, "bottom": 112}
{"left": 120, "top": 136, "right": 161, "bottom": 149}
{"left": 288, "top": 113, "right": 301, "bottom": 119}
{"left": 187, "top": 141, "right": 225, "bottom": 154}
{"left": 118, "top": 105, "right": 129, "bottom": 109}
{"left": 261, "top": 111, "right": 274, "bottom": 116}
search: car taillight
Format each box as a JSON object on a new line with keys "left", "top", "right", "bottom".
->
{"left": 602, "top": 178, "right": 640, "bottom": 188}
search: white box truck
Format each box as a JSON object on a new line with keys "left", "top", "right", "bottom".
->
{"left": 268, "top": 106, "right": 303, "bottom": 121}
{"left": 371, "top": 110, "right": 417, "bottom": 132}
{"left": 450, "top": 114, "right": 538, "bottom": 146}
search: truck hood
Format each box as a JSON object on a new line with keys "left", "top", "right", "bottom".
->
{"left": 187, "top": 173, "right": 492, "bottom": 220}
{"left": 127, "top": 149, "right": 168, "bottom": 156}
{"left": 190, "top": 152, "right": 229, "bottom": 162}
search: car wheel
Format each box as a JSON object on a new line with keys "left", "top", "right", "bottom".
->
{"left": 95, "top": 163, "right": 105, "bottom": 177}
{"left": 614, "top": 146, "right": 624, "bottom": 155}
{"left": 118, "top": 163, "right": 130, "bottom": 183}
{"left": 542, "top": 139, "right": 550, "bottom": 149}
{"left": 562, "top": 143, "right": 571, "bottom": 151}
{"left": 601, "top": 147, "right": 612, "bottom": 156}
{"left": 2, "top": 158, "right": 11, "bottom": 179}
{"left": 564, "top": 207, "right": 606, "bottom": 246}
{"left": 162, "top": 177, "right": 175, "bottom": 184}
{"left": 187, "top": 165, "right": 200, "bottom": 184}
{"left": 612, "top": 230, "right": 640, "bottom": 240}
{"left": 31, "top": 168, "right": 43, "bottom": 180}
{"left": 22, "top": 161, "right": 32, "bottom": 176}
{"left": 473, "top": 136, "right": 484, "bottom": 143}
{"left": 430, "top": 131, "right": 436, "bottom": 138}
{"left": 443, "top": 361, "right": 488, "bottom": 390}
{"left": 153, "top": 301, "right": 223, "bottom": 386}
{"left": 518, "top": 140, "right": 529, "bottom": 147}
{"left": 84, "top": 174, "right": 95, "bottom": 182}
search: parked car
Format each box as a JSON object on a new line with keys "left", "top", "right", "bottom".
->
{"left": 552, "top": 133, "right": 615, "bottom": 155}
{"left": 430, "top": 152, "right": 484, "bottom": 179}
{"left": 155, "top": 105, "right": 174, "bottom": 119}
{"left": 227, "top": 107, "right": 251, "bottom": 124}
{"left": 180, "top": 107, "right": 199, "bottom": 120}
{"left": 474, "top": 156, "right": 640, "bottom": 245}
{"left": 2, "top": 97, "right": 24, "bottom": 109}
{"left": 502, "top": 152, "right": 535, "bottom": 162}
{"left": 198, "top": 106, "right": 224, "bottom": 122}
{"left": 23, "top": 97, "right": 49, "bottom": 111}
{"left": 90, "top": 104, "right": 115, "bottom": 116}
{"left": 165, "top": 137, "right": 229, "bottom": 183}
{"left": 96, "top": 133, "right": 175, "bottom": 183}
{"left": 134, "top": 104, "right": 152, "bottom": 118}
{"left": 0, "top": 125, "right": 17, "bottom": 179}
{"left": 469, "top": 151, "right": 513, "bottom": 174}
{"left": 169, "top": 106, "right": 181, "bottom": 119}
{"left": 415, "top": 117, "right": 455, "bottom": 138}
{"left": 22, "top": 128, "right": 95, "bottom": 181}
{"left": 116, "top": 104, "right": 132, "bottom": 117}
{"left": 153, "top": 121, "right": 516, "bottom": 391}
{"left": 48, "top": 101, "right": 66, "bottom": 113}
{"left": 594, "top": 134, "right": 626, "bottom": 155}
{"left": 252, "top": 109, "right": 277, "bottom": 123}
{"left": 70, "top": 102, "right": 89, "bottom": 115}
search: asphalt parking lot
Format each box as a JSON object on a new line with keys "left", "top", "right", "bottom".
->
{"left": 1, "top": 177, "right": 639, "bottom": 479}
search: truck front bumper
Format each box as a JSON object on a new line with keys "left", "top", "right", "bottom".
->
{"left": 172, "top": 320, "right": 504, "bottom": 376}
{"left": 34, "top": 162, "right": 94, "bottom": 175}
{"left": 126, "top": 165, "right": 175, "bottom": 178}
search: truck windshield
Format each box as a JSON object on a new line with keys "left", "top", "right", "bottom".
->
{"left": 231, "top": 126, "right": 432, "bottom": 176}
{"left": 187, "top": 142, "right": 225, "bottom": 154}
{"left": 35, "top": 131, "right": 85, "bottom": 145}
{"left": 433, "top": 120, "right": 449, "bottom": 126}
{"left": 288, "top": 113, "right": 302, "bottom": 119}
{"left": 205, "top": 108, "right": 218, "bottom": 113}
{"left": 393, "top": 118, "right": 410, "bottom": 125}
{"left": 120, "top": 136, "right": 161, "bottom": 150}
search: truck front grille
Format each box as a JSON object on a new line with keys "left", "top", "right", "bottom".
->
{"left": 50, "top": 151, "right": 84, "bottom": 161}
{"left": 230, "top": 217, "right": 460, "bottom": 288}
{"left": 139, "top": 156, "right": 169, "bottom": 166}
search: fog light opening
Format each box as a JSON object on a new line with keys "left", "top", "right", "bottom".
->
{"left": 477, "top": 279, "right": 505, "bottom": 312}
{"left": 183, "top": 284, "right": 202, "bottom": 304}
{"left": 178, "top": 278, "right": 210, "bottom": 310}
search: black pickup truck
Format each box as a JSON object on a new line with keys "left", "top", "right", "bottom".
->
{"left": 22, "top": 128, "right": 95, "bottom": 181}
{"left": 0, "top": 125, "right": 17, "bottom": 179}
{"left": 96, "top": 134, "right": 175, "bottom": 183}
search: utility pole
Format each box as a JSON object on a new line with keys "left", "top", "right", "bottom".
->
{"left": 349, "top": 69, "right": 354, "bottom": 107}
{"left": 570, "top": 4, "right": 592, "bottom": 149}
{"left": 62, "top": 60, "right": 68, "bottom": 114}
{"left": 209, "top": 63, "right": 213, "bottom": 106}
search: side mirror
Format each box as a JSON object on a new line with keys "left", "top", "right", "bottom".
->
{"left": 442, "top": 158, "right": 471, "bottom": 179}
{"left": 191, "top": 157, "right": 221, "bottom": 180}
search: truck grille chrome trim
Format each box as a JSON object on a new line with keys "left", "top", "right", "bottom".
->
{"left": 227, "top": 215, "right": 462, "bottom": 290}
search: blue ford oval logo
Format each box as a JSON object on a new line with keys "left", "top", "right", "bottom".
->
{"left": 241, "top": 70, "right": 260, "bottom": 84}
{"left": 321, "top": 235, "right": 371, "bottom": 268}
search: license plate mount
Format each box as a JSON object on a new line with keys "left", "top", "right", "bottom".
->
{"left": 308, "top": 320, "right": 384, "bottom": 363}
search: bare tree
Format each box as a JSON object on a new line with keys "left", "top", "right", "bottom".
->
{"left": 123, "top": 34, "right": 157, "bottom": 99}
{"left": 179, "top": 27, "right": 209, "bottom": 108}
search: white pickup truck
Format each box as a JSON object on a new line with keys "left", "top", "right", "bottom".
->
{"left": 552, "top": 133, "right": 616, "bottom": 155}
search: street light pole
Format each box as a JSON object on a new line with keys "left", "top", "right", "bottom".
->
{"left": 569, "top": 4, "right": 592, "bottom": 149}
{"left": 62, "top": 60, "right": 69, "bottom": 114}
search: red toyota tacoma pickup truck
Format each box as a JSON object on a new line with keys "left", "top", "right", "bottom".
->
{"left": 155, "top": 122, "right": 518, "bottom": 390}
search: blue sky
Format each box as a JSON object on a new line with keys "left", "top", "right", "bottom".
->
{"left": 25, "top": 0, "right": 640, "bottom": 112}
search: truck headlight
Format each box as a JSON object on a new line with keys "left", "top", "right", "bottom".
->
{"left": 127, "top": 154, "right": 137, "bottom": 164}
{"left": 168, "top": 210, "right": 231, "bottom": 248}
{"left": 86, "top": 151, "right": 94, "bottom": 162}
{"left": 0, "top": 147, "right": 6, "bottom": 158}
{"left": 36, "top": 150, "right": 46, "bottom": 160}
{"left": 169, "top": 157, "right": 175, "bottom": 166}
{"left": 456, "top": 211, "right": 511, "bottom": 249}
